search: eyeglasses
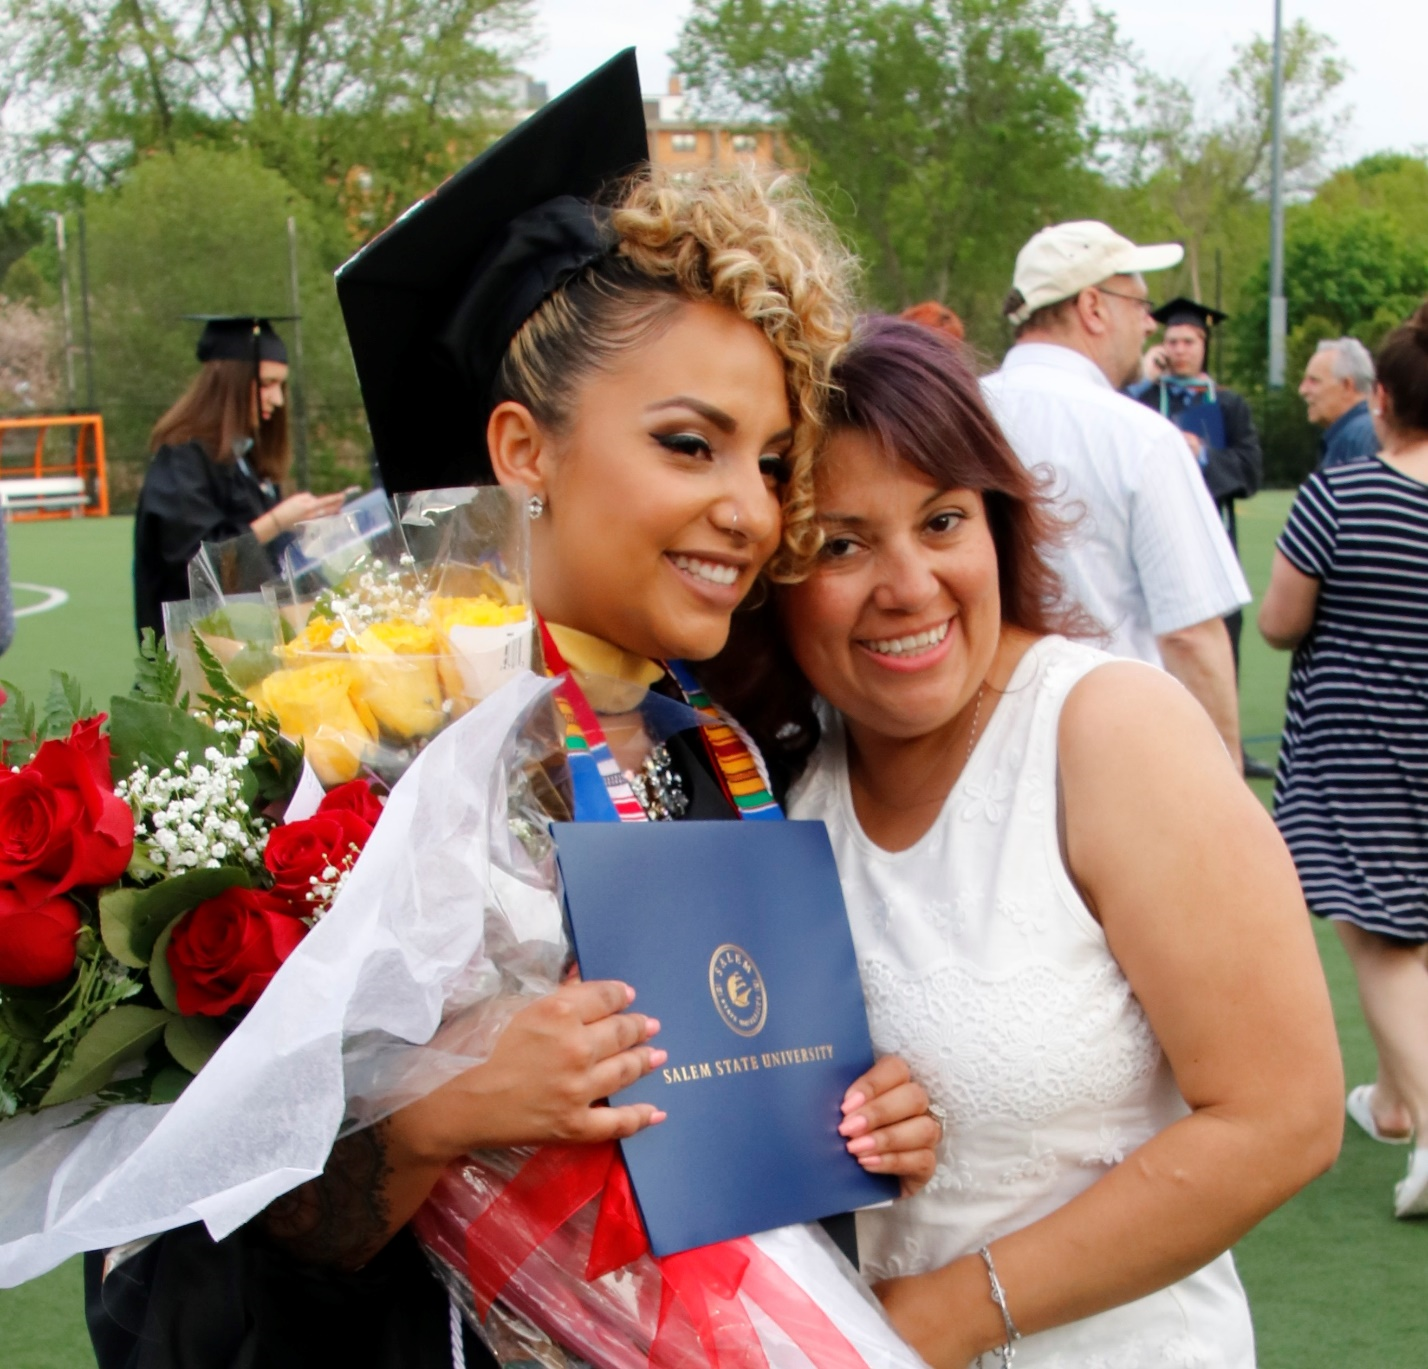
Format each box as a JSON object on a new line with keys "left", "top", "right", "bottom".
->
{"left": 1095, "top": 286, "right": 1157, "bottom": 314}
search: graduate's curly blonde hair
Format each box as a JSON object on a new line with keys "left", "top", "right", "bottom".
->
{"left": 493, "top": 168, "right": 856, "bottom": 575}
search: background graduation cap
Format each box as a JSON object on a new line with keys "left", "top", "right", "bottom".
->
{"left": 183, "top": 314, "right": 296, "bottom": 365}
{"left": 337, "top": 48, "right": 649, "bottom": 494}
{"left": 1151, "top": 297, "right": 1228, "bottom": 333}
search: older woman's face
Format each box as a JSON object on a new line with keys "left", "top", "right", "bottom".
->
{"left": 780, "top": 428, "right": 1002, "bottom": 743}
{"left": 497, "top": 300, "right": 792, "bottom": 661}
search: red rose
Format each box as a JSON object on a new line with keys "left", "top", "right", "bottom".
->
{"left": 0, "top": 716, "right": 134, "bottom": 906}
{"left": 317, "top": 779, "right": 384, "bottom": 827}
{"left": 0, "top": 887, "right": 82, "bottom": 986}
{"left": 263, "top": 809, "right": 372, "bottom": 908}
{"left": 166, "top": 888, "right": 308, "bottom": 1016}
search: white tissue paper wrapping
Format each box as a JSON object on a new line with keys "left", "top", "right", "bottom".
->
{"left": 0, "top": 670, "right": 559, "bottom": 1287}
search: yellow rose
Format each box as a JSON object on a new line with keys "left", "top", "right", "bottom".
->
{"left": 260, "top": 661, "right": 375, "bottom": 786}
{"left": 431, "top": 598, "right": 531, "bottom": 715}
{"left": 285, "top": 615, "right": 350, "bottom": 655}
{"left": 429, "top": 596, "right": 528, "bottom": 630}
{"left": 352, "top": 620, "right": 445, "bottom": 740}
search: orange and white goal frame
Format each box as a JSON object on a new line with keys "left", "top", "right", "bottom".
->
{"left": 0, "top": 413, "right": 109, "bottom": 520}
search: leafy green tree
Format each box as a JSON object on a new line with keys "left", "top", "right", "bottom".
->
{"left": 1115, "top": 19, "right": 1347, "bottom": 305}
{"left": 1224, "top": 159, "right": 1428, "bottom": 484}
{"left": 675, "top": 0, "right": 1121, "bottom": 335}
{"left": 70, "top": 146, "right": 365, "bottom": 504}
{"left": 1, "top": 0, "right": 533, "bottom": 234}
{"left": 1231, "top": 162, "right": 1428, "bottom": 382}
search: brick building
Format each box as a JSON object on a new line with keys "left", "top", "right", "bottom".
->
{"left": 643, "top": 78, "right": 789, "bottom": 174}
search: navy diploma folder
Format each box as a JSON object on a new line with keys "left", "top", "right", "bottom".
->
{"left": 552, "top": 820, "right": 898, "bottom": 1256}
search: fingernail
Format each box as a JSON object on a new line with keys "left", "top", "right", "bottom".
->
{"left": 839, "top": 1113, "right": 868, "bottom": 1137}
{"left": 644, "top": 1017, "right": 661, "bottom": 1037}
{"left": 846, "top": 1135, "right": 876, "bottom": 1155}
{"left": 860, "top": 1154, "right": 882, "bottom": 1168}
{"left": 651, "top": 1110, "right": 667, "bottom": 1124}
{"left": 649, "top": 1048, "right": 668, "bottom": 1067}
{"left": 842, "top": 1091, "right": 866, "bottom": 1114}
{"left": 624, "top": 984, "right": 636, "bottom": 1003}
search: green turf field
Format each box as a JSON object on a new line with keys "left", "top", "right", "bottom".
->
{"left": 0, "top": 496, "right": 1422, "bottom": 1366}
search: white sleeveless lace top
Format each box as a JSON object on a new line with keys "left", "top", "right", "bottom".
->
{"left": 789, "top": 636, "right": 1256, "bottom": 1367}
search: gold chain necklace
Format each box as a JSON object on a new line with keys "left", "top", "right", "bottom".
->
{"left": 964, "top": 682, "right": 987, "bottom": 764}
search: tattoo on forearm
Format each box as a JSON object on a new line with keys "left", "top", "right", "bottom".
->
{"left": 259, "top": 1121, "right": 394, "bottom": 1269}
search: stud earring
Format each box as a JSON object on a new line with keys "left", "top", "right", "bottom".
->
{"left": 527, "top": 494, "right": 545, "bottom": 520}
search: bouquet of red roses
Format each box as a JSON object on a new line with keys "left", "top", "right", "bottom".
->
{"left": 0, "top": 642, "right": 384, "bottom": 1118}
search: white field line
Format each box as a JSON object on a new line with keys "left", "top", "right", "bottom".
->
{"left": 12, "top": 583, "right": 69, "bottom": 618}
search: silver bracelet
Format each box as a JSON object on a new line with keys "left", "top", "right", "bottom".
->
{"left": 977, "top": 1244, "right": 1022, "bottom": 1368}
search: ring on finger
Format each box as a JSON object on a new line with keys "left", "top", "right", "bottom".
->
{"left": 927, "top": 1101, "right": 948, "bottom": 1134}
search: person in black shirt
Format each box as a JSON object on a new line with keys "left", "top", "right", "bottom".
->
{"left": 132, "top": 315, "right": 347, "bottom": 640}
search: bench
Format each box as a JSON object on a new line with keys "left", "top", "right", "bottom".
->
{"left": 0, "top": 476, "right": 89, "bottom": 517}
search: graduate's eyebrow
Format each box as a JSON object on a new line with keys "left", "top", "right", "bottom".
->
{"left": 645, "top": 396, "right": 736, "bottom": 432}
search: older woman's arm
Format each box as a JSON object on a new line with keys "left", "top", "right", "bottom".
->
{"left": 1258, "top": 550, "right": 1321, "bottom": 650}
{"left": 876, "top": 663, "right": 1343, "bottom": 1368}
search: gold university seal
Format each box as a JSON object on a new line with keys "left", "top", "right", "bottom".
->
{"left": 708, "top": 943, "right": 767, "bottom": 1038}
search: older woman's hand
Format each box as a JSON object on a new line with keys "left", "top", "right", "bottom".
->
{"left": 839, "top": 1054, "right": 941, "bottom": 1195}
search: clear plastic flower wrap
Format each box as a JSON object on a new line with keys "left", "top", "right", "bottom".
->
{"left": 251, "top": 486, "right": 534, "bottom": 787}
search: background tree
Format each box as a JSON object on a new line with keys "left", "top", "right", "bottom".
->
{"left": 675, "top": 0, "right": 1121, "bottom": 335}
{"left": 1115, "top": 20, "right": 1348, "bottom": 304}
{"left": 1, "top": 0, "right": 534, "bottom": 233}
{"left": 72, "top": 146, "right": 364, "bottom": 502}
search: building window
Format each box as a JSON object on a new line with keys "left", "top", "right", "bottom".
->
{"left": 731, "top": 134, "right": 758, "bottom": 153}
{"left": 671, "top": 132, "right": 698, "bottom": 153}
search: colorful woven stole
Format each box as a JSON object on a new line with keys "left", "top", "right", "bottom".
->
{"left": 664, "top": 659, "right": 781, "bottom": 821}
{"left": 538, "top": 619, "right": 781, "bottom": 824}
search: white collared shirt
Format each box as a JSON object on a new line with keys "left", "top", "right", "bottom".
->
{"left": 982, "top": 343, "right": 1250, "bottom": 665}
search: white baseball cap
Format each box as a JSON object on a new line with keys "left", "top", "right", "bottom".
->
{"left": 1005, "top": 221, "right": 1184, "bottom": 326}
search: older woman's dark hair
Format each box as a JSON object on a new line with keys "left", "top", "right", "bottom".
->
{"left": 1375, "top": 299, "right": 1428, "bottom": 436}
{"left": 702, "top": 314, "right": 1087, "bottom": 783}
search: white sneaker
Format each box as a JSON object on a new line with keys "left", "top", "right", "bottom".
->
{"left": 1347, "top": 1084, "right": 1412, "bottom": 1145}
{"left": 1393, "top": 1146, "right": 1428, "bottom": 1219}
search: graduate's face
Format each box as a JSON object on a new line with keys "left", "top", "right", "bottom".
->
{"left": 1163, "top": 324, "right": 1207, "bottom": 377}
{"left": 780, "top": 429, "right": 1003, "bottom": 744}
{"left": 255, "top": 361, "right": 288, "bottom": 423}
{"left": 490, "top": 300, "right": 791, "bottom": 661}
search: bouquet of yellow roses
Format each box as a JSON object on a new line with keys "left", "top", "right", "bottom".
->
{"left": 172, "top": 487, "right": 535, "bottom": 789}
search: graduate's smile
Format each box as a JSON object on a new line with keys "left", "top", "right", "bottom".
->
{"left": 665, "top": 550, "right": 751, "bottom": 606}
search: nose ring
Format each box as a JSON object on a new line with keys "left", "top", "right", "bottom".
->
{"left": 731, "top": 508, "right": 740, "bottom": 531}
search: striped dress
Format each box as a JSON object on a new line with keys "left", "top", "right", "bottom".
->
{"left": 1273, "top": 457, "right": 1428, "bottom": 941}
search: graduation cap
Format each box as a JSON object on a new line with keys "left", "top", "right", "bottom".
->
{"left": 1151, "top": 298, "right": 1228, "bottom": 333}
{"left": 337, "top": 49, "right": 649, "bottom": 493}
{"left": 183, "top": 315, "right": 296, "bottom": 365}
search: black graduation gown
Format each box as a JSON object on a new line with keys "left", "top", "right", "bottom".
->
{"left": 132, "top": 441, "right": 282, "bottom": 642}
{"left": 1132, "top": 381, "right": 1263, "bottom": 551}
{"left": 85, "top": 725, "right": 856, "bottom": 1369}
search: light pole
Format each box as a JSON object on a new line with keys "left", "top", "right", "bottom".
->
{"left": 1267, "top": 0, "right": 1287, "bottom": 387}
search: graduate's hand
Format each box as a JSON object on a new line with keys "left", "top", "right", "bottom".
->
{"left": 389, "top": 980, "right": 666, "bottom": 1165}
{"left": 839, "top": 1054, "right": 940, "bottom": 1195}
{"left": 266, "top": 489, "right": 350, "bottom": 534}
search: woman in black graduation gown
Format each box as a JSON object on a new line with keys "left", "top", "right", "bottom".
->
{"left": 89, "top": 56, "right": 940, "bottom": 1369}
{"left": 132, "top": 315, "right": 347, "bottom": 640}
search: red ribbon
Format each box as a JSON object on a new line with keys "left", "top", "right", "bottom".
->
{"left": 462, "top": 1142, "right": 869, "bottom": 1369}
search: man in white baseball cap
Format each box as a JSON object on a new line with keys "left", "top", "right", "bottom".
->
{"left": 982, "top": 221, "right": 1254, "bottom": 768}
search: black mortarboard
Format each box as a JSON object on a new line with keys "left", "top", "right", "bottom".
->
{"left": 185, "top": 315, "right": 295, "bottom": 365}
{"left": 1151, "top": 297, "right": 1228, "bottom": 332}
{"left": 336, "top": 49, "right": 649, "bottom": 493}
